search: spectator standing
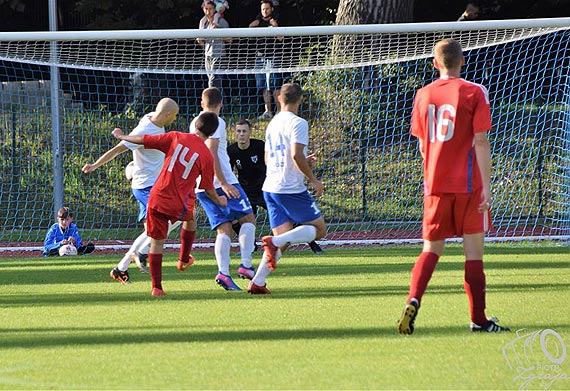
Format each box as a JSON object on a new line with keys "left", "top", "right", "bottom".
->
{"left": 397, "top": 38, "right": 510, "bottom": 334}
{"left": 249, "top": 0, "right": 284, "bottom": 119}
{"left": 198, "top": 1, "right": 232, "bottom": 91}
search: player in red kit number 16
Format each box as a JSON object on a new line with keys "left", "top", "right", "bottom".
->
{"left": 398, "top": 38, "right": 510, "bottom": 334}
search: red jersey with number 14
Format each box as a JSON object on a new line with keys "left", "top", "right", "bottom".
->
{"left": 411, "top": 77, "right": 491, "bottom": 195}
{"left": 143, "top": 132, "right": 215, "bottom": 220}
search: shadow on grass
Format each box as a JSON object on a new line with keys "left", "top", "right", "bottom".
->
{"left": 292, "top": 245, "right": 569, "bottom": 258}
{"left": 0, "top": 257, "right": 568, "bottom": 286}
{"left": 1, "top": 244, "right": 566, "bottom": 267}
{"left": 0, "top": 324, "right": 511, "bottom": 349}
{"left": 1, "top": 280, "right": 568, "bottom": 308}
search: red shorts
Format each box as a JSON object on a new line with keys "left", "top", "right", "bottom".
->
{"left": 146, "top": 207, "right": 193, "bottom": 240}
{"left": 422, "top": 191, "right": 492, "bottom": 241}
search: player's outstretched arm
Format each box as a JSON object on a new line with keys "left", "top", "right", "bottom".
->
{"left": 82, "top": 142, "right": 128, "bottom": 173}
{"left": 112, "top": 128, "right": 144, "bottom": 145}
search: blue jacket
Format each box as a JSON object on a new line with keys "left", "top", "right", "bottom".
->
{"left": 43, "top": 223, "right": 83, "bottom": 256}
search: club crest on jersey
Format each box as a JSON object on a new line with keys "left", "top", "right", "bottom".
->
{"left": 251, "top": 155, "right": 258, "bottom": 164}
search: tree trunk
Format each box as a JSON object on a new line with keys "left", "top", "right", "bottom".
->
{"left": 335, "top": 0, "right": 414, "bottom": 25}
{"left": 331, "top": 0, "right": 414, "bottom": 61}
{"left": 324, "top": 0, "right": 415, "bottom": 174}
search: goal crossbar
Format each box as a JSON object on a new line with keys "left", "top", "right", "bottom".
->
{"left": 1, "top": 18, "right": 569, "bottom": 74}
{"left": 1, "top": 17, "right": 570, "bottom": 41}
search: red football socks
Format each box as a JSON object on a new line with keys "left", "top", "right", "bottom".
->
{"left": 148, "top": 253, "right": 163, "bottom": 290}
{"left": 407, "top": 252, "right": 440, "bottom": 304}
{"left": 464, "top": 260, "right": 487, "bottom": 325}
{"left": 179, "top": 228, "right": 196, "bottom": 263}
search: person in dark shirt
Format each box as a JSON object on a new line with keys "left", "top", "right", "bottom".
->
{"left": 228, "top": 119, "right": 266, "bottom": 215}
{"left": 228, "top": 119, "right": 323, "bottom": 254}
{"left": 249, "top": 0, "right": 284, "bottom": 119}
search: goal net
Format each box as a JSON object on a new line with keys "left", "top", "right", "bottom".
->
{"left": 0, "top": 19, "right": 569, "bottom": 250}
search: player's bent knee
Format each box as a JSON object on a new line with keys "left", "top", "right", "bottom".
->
{"left": 312, "top": 220, "right": 327, "bottom": 240}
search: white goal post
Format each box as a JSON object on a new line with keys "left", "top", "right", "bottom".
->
{"left": 0, "top": 18, "right": 569, "bottom": 251}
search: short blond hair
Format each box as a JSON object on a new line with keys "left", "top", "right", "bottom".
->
{"left": 433, "top": 39, "right": 464, "bottom": 69}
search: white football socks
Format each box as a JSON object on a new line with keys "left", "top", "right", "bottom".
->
{"left": 117, "top": 230, "right": 148, "bottom": 271}
{"left": 214, "top": 233, "right": 231, "bottom": 275}
{"left": 238, "top": 222, "right": 255, "bottom": 267}
{"left": 252, "top": 248, "right": 282, "bottom": 286}
{"left": 272, "top": 225, "right": 317, "bottom": 248}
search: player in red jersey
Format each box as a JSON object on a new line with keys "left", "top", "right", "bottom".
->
{"left": 112, "top": 112, "right": 227, "bottom": 296}
{"left": 398, "top": 38, "right": 510, "bottom": 334}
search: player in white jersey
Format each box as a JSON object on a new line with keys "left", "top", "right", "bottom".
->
{"left": 248, "top": 83, "right": 327, "bottom": 294}
{"left": 82, "top": 98, "right": 182, "bottom": 283}
{"left": 189, "top": 87, "right": 257, "bottom": 291}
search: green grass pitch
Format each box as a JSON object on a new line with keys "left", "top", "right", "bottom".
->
{"left": 0, "top": 243, "right": 569, "bottom": 389}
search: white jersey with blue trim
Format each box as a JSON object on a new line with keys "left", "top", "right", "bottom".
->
{"left": 262, "top": 111, "right": 309, "bottom": 194}
{"left": 190, "top": 112, "right": 238, "bottom": 190}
